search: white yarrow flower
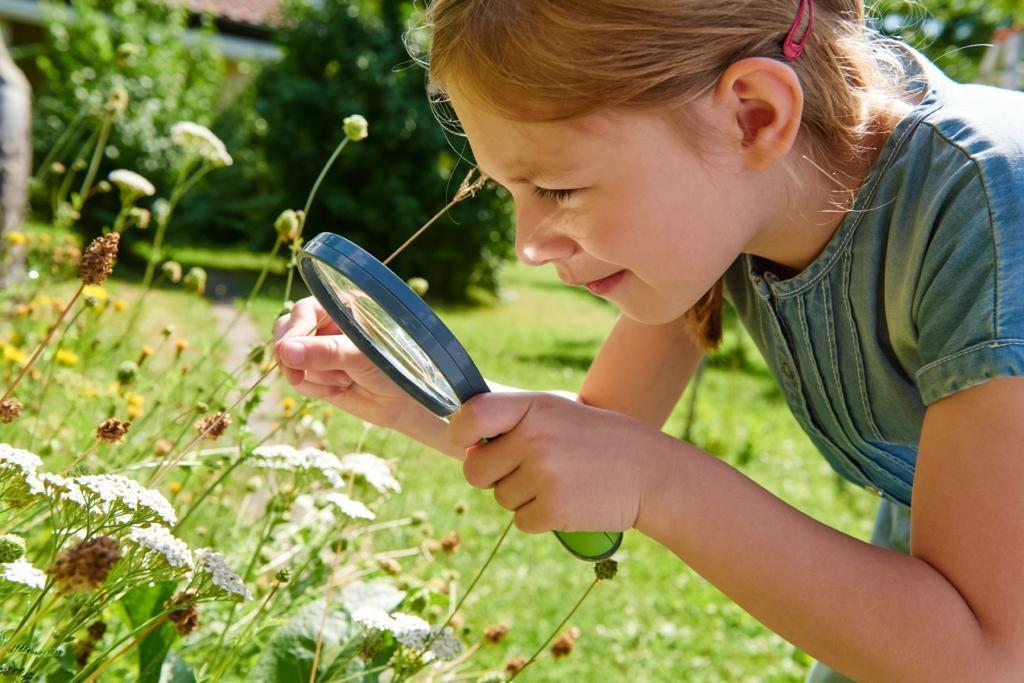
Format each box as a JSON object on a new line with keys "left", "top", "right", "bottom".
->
{"left": 351, "top": 605, "right": 395, "bottom": 632}
{"left": 37, "top": 473, "right": 87, "bottom": 508}
{"left": 0, "top": 443, "right": 42, "bottom": 478}
{"left": 108, "top": 169, "right": 155, "bottom": 198}
{"left": 390, "top": 612, "right": 432, "bottom": 649}
{"left": 170, "top": 121, "right": 233, "bottom": 168}
{"left": 76, "top": 474, "right": 177, "bottom": 526}
{"left": 1, "top": 559, "right": 46, "bottom": 590}
{"left": 195, "top": 548, "right": 250, "bottom": 599}
{"left": 427, "top": 627, "right": 464, "bottom": 661}
{"left": 339, "top": 453, "right": 401, "bottom": 494}
{"left": 126, "top": 525, "right": 194, "bottom": 570}
{"left": 251, "top": 445, "right": 345, "bottom": 487}
{"left": 323, "top": 492, "right": 375, "bottom": 520}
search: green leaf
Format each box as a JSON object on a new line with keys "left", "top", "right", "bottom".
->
{"left": 120, "top": 580, "right": 179, "bottom": 683}
{"left": 250, "top": 600, "right": 352, "bottom": 683}
{"left": 158, "top": 651, "right": 196, "bottom": 683}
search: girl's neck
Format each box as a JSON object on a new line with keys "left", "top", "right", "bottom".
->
{"left": 751, "top": 98, "right": 916, "bottom": 280}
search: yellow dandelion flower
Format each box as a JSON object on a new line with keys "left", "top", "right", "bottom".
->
{"left": 5, "top": 231, "right": 28, "bottom": 246}
{"left": 113, "top": 299, "right": 128, "bottom": 312}
{"left": 2, "top": 344, "right": 27, "bottom": 365}
{"left": 82, "top": 285, "right": 109, "bottom": 302}
{"left": 81, "top": 386, "right": 99, "bottom": 398}
{"left": 299, "top": 407, "right": 311, "bottom": 417}
{"left": 127, "top": 404, "right": 143, "bottom": 419}
{"left": 168, "top": 482, "right": 182, "bottom": 494}
{"left": 174, "top": 339, "right": 188, "bottom": 352}
{"left": 127, "top": 393, "right": 144, "bottom": 407}
{"left": 55, "top": 349, "right": 79, "bottom": 366}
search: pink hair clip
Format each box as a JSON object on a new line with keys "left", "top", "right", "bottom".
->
{"left": 783, "top": 0, "right": 814, "bottom": 60}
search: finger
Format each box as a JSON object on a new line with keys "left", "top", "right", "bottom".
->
{"left": 292, "top": 378, "right": 353, "bottom": 401}
{"left": 280, "top": 297, "right": 332, "bottom": 341}
{"left": 513, "top": 499, "right": 550, "bottom": 534}
{"left": 492, "top": 467, "right": 534, "bottom": 511}
{"left": 448, "top": 393, "right": 537, "bottom": 449}
{"left": 280, "top": 366, "right": 305, "bottom": 386}
{"left": 463, "top": 440, "right": 520, "bottom": 490}
{"left": 303, "top": 369, "right": 352, "bottom": 387}
{"left": 275, "top": 334, "right": 376, "bottom": 375}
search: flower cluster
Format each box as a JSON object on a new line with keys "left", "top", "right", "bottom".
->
{"left": 77, "top": 474, "right": 178, "bottom": 526}
{"left": 170, "top": 122, "right": 233, "bottom": 168}
{"left": 351, "top": 607, "right": 463, "bottom": 661}
{"left": 194, "top": 549, "right": 249, "bottom": 600}
{"left": 323, "top": 492, "right": 375, "bottom": 521}
{"left": 108, "top": 169, "right": 155, "bottom": 201}
{"left": 79, "top": 233, "right": 120, "bottom": 286}
{"left": 125, "top": 525, "right": 194, "bottom": 570}
{"left": 251, "top": 444, "right": 345, "bottom": 488}
{"left": 1, "top": 558, "right": 46, "bottom": 590}
{"left": 49, "top": 536, "right": 121, "bottom": 592}
{"left": 339, "top": 453, "right": 401, "bottom": 494}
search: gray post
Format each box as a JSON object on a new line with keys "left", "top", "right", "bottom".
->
{"left": 0, "top": 27, "right": 31, "bottom": 288}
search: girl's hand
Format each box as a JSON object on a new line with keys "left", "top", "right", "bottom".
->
{"left": 273, "top": 296, "right": 440, "bottom": 437}
{"left": 449, "top": 392, "right": 668, "bottom": 533}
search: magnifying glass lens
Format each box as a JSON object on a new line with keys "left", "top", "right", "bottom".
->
{"left": 308, "top": 258, "right": 462, "bottom": 415}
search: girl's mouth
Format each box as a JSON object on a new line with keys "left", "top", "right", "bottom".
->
{"left": 586, "top": 270, "right": 625, "bottom": 296}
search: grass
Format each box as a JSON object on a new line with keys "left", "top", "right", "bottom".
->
{"left": 247, "top": 259, "right": 881, "bottom": 682}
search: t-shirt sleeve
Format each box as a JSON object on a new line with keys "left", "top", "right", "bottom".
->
{"left": 913, "top": 151, "right": 1024, "bottom": 405}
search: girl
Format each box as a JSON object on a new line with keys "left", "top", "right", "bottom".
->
{"left": 274, "top": 1, "right": 1024, "bottom": 680}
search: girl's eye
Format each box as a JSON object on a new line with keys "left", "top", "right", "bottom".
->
{"left": 533, "top": 187, "right": 577, "bottom": 203}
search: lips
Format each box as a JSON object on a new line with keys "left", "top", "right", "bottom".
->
{"left": 584, "top": 270, "right": 625, "bottom": 296}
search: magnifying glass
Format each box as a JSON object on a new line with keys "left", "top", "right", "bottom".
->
{"left": 298, "top": 231, "right": 623, "bottom": 562}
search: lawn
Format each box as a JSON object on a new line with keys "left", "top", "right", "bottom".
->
{"left": 247, "top": 258, "right": 880, "bottom": 682}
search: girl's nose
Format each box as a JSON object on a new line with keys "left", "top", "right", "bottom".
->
{"left": 515, "top": 209, "right": 577, "bottom": 266}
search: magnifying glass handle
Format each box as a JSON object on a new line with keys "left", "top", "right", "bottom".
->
{"left": 476, "top": 438, "right": 623, "bottom": 562}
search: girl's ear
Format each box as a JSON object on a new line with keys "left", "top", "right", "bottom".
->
{"left": 712, "top": 57, "right": 804, "bottom": 171}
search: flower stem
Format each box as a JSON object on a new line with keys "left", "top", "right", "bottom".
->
{"left": 86, "top": 614, "right": 169, "bottom": 681}
{"left": 507, "top": 577, "right": 600, "bottom": 681}
{"left": 1, "top": 283, "right": 84, "bottom": 402}
{"left": 75, "top": 114, "right": 114, "bottom": 205}
{"left": 309, "top": 536, "right": 346, "bottom": 683}
{"left": 282, "top": 137, "right": 349, "bottom": 305}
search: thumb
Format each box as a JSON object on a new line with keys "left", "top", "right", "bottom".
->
{"left": 448, "top": 392, "right": 536, "bottom": 449}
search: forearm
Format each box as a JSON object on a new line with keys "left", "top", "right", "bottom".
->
{"left": 635, "top": 436, "right": 1013, "bottom": 682}
{"left": 578, "top": 313, "right": 700, "bottom": 429}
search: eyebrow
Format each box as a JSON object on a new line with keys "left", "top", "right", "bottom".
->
{"left": 477, "top": 163, "right": 577, "bottom": 185}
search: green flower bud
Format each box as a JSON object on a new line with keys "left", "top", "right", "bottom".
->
{"left": 105, "top": 86, "right": 129, "bottom": 114}
{"left": 117, "top": 360, "right": 139, "bottom": 385}
{"left": 161, "top": 261, "right": 182, "bottom": 284}
{"left": 410, "top": 510, "right": 429, "bottom": 526}
{"left": 183, "top": 267, "right": 207, "bottom": 295}
{"left": 0, "top": 534, "right": 26, "bottom": 563}
{"left": 406, "top": 277, "right": 429, "bottom": 297}
{"left": 342, "top": 114, "right": 368, "bottom": 142}
{"left": 275, "top": 568, "right": 291, "bottom": 583}
{"left": 274, "top": 209, "right": 303, "bottom": 242}
{"left": 50, "top": 161, "right": 66, "bottom": 175}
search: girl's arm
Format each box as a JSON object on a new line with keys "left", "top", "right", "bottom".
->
{"left": 576, "top": 313, "right": 701, "bottom": 428}
{"left": 635, "top": 376, "right": 1024, "bottom": 681}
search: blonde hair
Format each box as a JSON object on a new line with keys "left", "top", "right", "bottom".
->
{"left": 419, "top": 0, "right": 905, "bottom": 350}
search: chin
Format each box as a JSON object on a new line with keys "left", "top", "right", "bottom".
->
{"left": 617, "top": 299, "right": 687, "bottom": 326}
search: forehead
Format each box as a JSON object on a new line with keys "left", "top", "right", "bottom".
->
{"left": 448, "top": 89, "right": 630, "bottom": 183}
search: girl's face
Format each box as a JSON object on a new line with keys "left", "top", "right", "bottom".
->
{"left": 451, "top": 92, "right": 767, "bottom": 325}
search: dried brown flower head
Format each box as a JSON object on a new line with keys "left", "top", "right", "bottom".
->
{"left": 96, "top": 418, "right": 131, "bottom": 444}
{"left": 154, "top": 439, "right": 174, "bottom": 456}
{"left": 0, "top": 398, "right": 23, "bottom": 424}
{"left": 75, "top": 638, "right": 96, "bottom": 668}
{"left": 79, "top": 233, "right": 120, "bottom": 286}
{"left": 50, "top": 536, "right": 121, "bottom": 592}
{"left": 483, "top": 623, "right": 509, "bottom": 644}
{"left": 440, "top": 531, "right": 461, "bottom": 554}
{"left": 505, "top": 656, "right": 527, "bottom": 675}
{"left": 87, "top": 621, "right": 107, "bottom": 641}
{"left": 195, "top": 413, "right": 230, "bottom": 441}
{"left": 550, "top": 626, "right": 581, "bottom": 658}
{"left": 166, "top": 591, "right": 200, "bottom": 636}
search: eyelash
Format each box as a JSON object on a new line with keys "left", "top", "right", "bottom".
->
{"left": 533, "top": 187, "right": 576, "bottom": 203}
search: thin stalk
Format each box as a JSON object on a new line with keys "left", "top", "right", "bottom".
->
{"left": 0, "top": 590, "right": 60, "bottom": 661}
{"left": 85, "top": 614, "right": 169, "bottom": 681}
{"left": 507, "top": 579, "right": 600, "bottom": 681}
{"left": 211, "top": 580, "right": 282, "bottom": 680}
{"left": 27, "top": 305, "right": 88, "bottom": 450}
{"left": 75, "top": 114, "right": 114, "bottom": 207}
{"left": 309, "top": 536, "right": 346, "bottom": 683}
{"left": 282, "top": 137, "right": 349, "bottom": 304}
{"left": 1, "top": 283, "right": 85, "bottom": 402}
{"left": 35, "top": 108, "right": 90, "bottom": 181}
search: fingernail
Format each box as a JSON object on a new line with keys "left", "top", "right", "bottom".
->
{"left": 281, "top": 341, "right": 305, "bottom": 365}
